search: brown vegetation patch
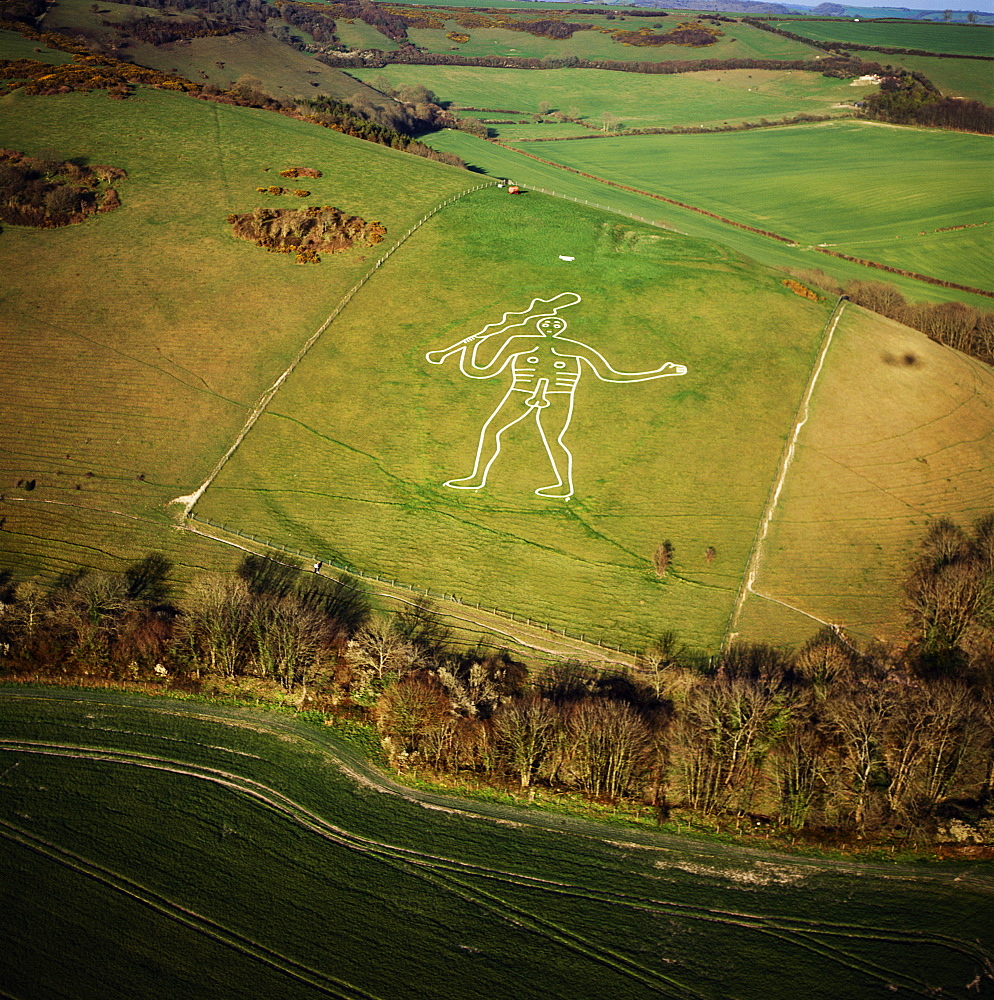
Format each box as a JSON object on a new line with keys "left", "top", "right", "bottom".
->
{"left": 0, "top": 148, "right": 125, "bottom": 228}
{"left": 227, "top": 205, "right": 386, "bottom": 263}
{"left": 782, "top": 278, "right": 822, "bottom": 301}
{"left": 279, "top": 167, "right": 323, "bottom": 179}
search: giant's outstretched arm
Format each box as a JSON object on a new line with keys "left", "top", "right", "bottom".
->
{"left": 556, "top": 340, "right": 687, "bottom": 382}
{"left": 451, "top": 335, "right": 541, "bottom": 379}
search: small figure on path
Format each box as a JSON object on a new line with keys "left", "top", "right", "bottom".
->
{"left": 425, "top": 293, "right": 686, "bottom": 500}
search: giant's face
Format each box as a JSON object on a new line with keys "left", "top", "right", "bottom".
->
{"left": 536, "top": 316, "right": 567, "bottom": 337}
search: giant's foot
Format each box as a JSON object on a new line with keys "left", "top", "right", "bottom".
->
{"left": 534, "top": 484, "right": 573, "bottom": 499}
{"left": 444, "top": 477, "right": 486, "bottom": 491}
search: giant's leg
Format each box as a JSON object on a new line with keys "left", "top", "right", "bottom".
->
{"left": 533, "top": 392, "right": 576, "bottom": 499}
{"left": 444, "top": 389, "right": 533, "bottom": 490}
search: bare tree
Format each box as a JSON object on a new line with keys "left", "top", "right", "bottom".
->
{"left": 176, "top": 575, "right": 252, "bottom": 678}
{"left": 566, "top": 699, "right": 652, "bottom": 802}
{"left": 494, "top": 695, "right": 561, "bottom": 790}
{"left": 653, "top": 541, "right": 673, "bottom": 577}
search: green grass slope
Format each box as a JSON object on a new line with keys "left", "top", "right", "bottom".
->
{"left": 737, "top": 305, "right": 994, "bottom": 644}
{"left": 45, "top": 0, "right": 387, "bottom": 102}
{"left": 2, "top": 688, "right": 990, "bottom": 1000}
{"left": 422, "top": 128, "right": 994, "bottom": 310}
{"left": 404, "top": 16, "right": 824, "bottom": 62}
{"left": 498, "top": 121, "right": 994, "bottom": 292}
{"left": 0, "top": 85, "right": 472, "bottom": 585}
{"left": 849, "top": 49, "right": 994, "bottom": 103}
{"left": 770, "top": 18, "right": 994, "bottom": 57}
{"left": 352, "top": 65, "right": 874, "bottom": 132}
{"left": 194, "top": 188, "right": 833, "bottom": 651}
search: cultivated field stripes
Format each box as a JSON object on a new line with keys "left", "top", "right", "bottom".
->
{"left": 3, "top": 735, "right": 985, "bottom": 994}
{"left": 725, "top": 298, "right": 848, "bottom": 644}
{"left": 0, "top": 819, "right": 383, "bottom": 1000}
{"left": 177, "top": 182, "right": 502, "bottom": 517}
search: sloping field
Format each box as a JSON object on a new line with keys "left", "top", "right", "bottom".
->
{"left": 846, "top": 49, "right": 994, "bottom": 103}
{"left": 0, "top": 27, "right": 74, "bottom": 63}
{"left": 770, "top": 18, "right": 994, "bottom": 57}
{"left": 353, "top": 65, "right": 874, "bottom": 132}
{"left": 737, "top": 305, "right": 994, "bottom": 644}
{"left": 0, "top": 86, "right": 471, "bottom": 584}
{"left": 2, "top": 687, "right": 990, "bottom": 1000}
{"left": 193, "top": 188, "right": 834, "bottom": 651}
{"left": 422, "top": 128, "right": 994, "bottom": 310}
{"left": 45, "top": 0, "right": 387, "bottom": 102}
{"left": 499, "top": 121, "right": 994, "bottom": 291}
{"left": 404, "top": 16, "right": 824, "bottom": 62}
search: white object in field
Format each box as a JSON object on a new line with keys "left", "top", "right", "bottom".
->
{"left": 424, "top": 294, "right": 687, "bottom": 500}
{"left": 559, "top": 255, "right": 575, "bottom": 261}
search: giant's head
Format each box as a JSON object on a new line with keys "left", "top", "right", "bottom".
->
{"left": 535, "top": 316, "right": 568, "bottom": 338}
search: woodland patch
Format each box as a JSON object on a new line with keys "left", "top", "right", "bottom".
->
{"left": 0, "top": 148, "right": 125, "bottom": 227}
{"left": 227, "top": 204, "right": 386, "bottom": 263}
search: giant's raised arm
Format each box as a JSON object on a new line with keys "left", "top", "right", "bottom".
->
{"left": 425, "top": 292, "right": 581, "bottom": 369}
{"left": 556, "top": 340, "right": 686, "bottom": 383}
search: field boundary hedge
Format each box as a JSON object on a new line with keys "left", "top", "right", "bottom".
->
{"left": 175, "top": 182, "right": 500, "bottom": 517}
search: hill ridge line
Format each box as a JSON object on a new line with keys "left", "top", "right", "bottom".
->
{"left": 170, "top": 181, "right": 499, "bottom": 518}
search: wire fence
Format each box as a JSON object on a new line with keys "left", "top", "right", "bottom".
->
{"left": 186, "top": 511, "right": 642, "bottom": 659}
{"left": 519, "top": 185, "right": 687, "bottom": 235}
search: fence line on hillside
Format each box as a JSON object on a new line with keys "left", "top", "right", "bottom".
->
{"left": 176, "top": 181, "right": 500, "bottom": 517}
{"left": 186, "top": 511, "right": 643, "bottom": 659}
{"left": 522, "top": 185, "right": 688, "bottom": 235}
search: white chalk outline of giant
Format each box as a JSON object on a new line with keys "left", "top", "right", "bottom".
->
{"left": 425, "top": 292, "right": 687, "bottom": 500}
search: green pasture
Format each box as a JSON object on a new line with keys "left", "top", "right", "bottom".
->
{"left": 0, "top": 86, "right": 470, "bottom": 583}
{"left": 404, "top": 16, "right": 822, "bottom": 62}
{"left": 2, "top": 688, "right": 991, "bottom": 1000}
{"left": 353, "top": 65, "right": 873, "bottom": 132}
{"left": 334, "top": 16, "right": 402, "bottom": 51}
{"left": 848, "top": 49, "right": 994, "bottom": 103}
{"left": 739, "top": 306, "right": 994, "bottom": 643}
{"left": 195, "top": 187, "right": 833, "bottom": 650}
{"left": 771, "top": 18, "right": 994, "bottom": 57}
{"left": 0, "top": 28, "right": 74, "bottom": 64}
{"left": 422, "top": 128, "right": 994, "bottom": 308}
{"left": 497, "top": 121, "right": 994, "bottom": 291}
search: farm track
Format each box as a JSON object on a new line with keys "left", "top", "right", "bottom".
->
{"left": 2, "top": 689, "right": 990, "bottom": 997}
{"left": 725, "top": 297, "right": 848, "bottom": 642}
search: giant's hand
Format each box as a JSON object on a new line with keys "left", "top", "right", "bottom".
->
{"left": 656, "top": 362, "right": 687, "bottom": 376}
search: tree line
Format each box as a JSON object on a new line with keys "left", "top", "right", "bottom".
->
{"left": 2, "top": 514, "right": 992, "bottom": 847}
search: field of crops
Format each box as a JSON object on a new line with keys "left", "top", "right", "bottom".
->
{"left": 737, "top": 305, "right": 994, "bottom": 643}
{"left": 2, "top": 687, "right": 990, "bottom": 1000}
{"left": 192, "top": 186, "right": 835, "bottom": 651}
{"left": 353, "top": 66, "right": 873, "bottom": 132}
{"left": 496, "top": 122, "right": 994, "bottom": 292}
{"left": 0, "top": 86, "right": 471, "bottom": 583}
{"left": 770, "top": 18, "right": 994, "bottom": 57}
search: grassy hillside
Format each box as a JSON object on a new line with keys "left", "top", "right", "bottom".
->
{"left": 848, "top": 49, "right": 994, "bottom": 103}
{"left": 2, "top": 688, "right": 990, "bottom": 1000}
{"left": 45, "top": 0, "right": 388, "bottom": 102}
{"left": 352, "top": 65, "right": 874, "bottom": 132}
{"left": 736, "top": 305, "right": 994, "bottom": 644}
{"left": 770, "top": 18, "right": 994, "bottom": 57}
{"left": 404, "top": 15, "right": 825, "bottom": 62}
{"left": 0, "top": 85, "right": 472, "bottom": 586}
{"left": 496, "top": 122, "right": 994, "bottom": 292}
{"left": 193, "top": 187, "right": 836, "bottom": 651}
